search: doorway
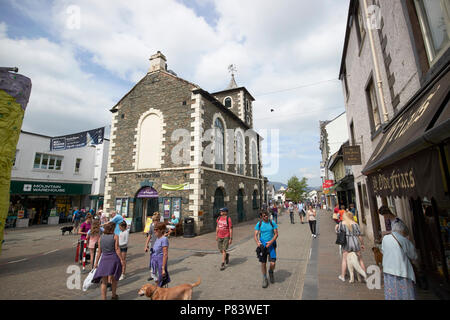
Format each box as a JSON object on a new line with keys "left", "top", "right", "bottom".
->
{"left": 237, "top": 189, "right": 245, "bottom": 222}
{"left": 213, "top": 188, "right": 225, "bottom": 226}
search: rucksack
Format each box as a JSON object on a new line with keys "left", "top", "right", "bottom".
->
{"left": 257, "top": 220, "right": 277, "bottom": 248}
{"left": 217, "top": 216, "right": 231, "bottom": 228}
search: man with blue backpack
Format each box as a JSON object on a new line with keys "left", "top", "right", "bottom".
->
{"left": 254, "top": 210, "right": 278, "bottom": 288}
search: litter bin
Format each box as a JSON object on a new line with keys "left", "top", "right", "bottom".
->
{"left": 183, "top": 217, "right": 195, "bottom": 238}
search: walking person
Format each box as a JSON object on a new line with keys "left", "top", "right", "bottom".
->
{"left": 298, "top": 201, "right": 305, "bottom": 224}
{"left": 307, "top": 205, "right": 317, "bottom": 238}
{"left": 78, "top": 214, "right": 92, "bottom": 263}
{"left": 86, "top": 219, "right": 103, "bottom": 270}
{"left": 254, "top": 211, "right": 278, "bottom": 288}
{"left": 271, "top": 203, "right": 278, "bottom": 224}
{"left": 92, "top": 222, "right": 124, "bottom": 300}
{"left": 145, "top": 212, "right": 160, "bottom": 281}
{"left": 216, "top": 207, "right": 233, "bottom": 271}
{"left": 288, "top": 201, "right": 295, "bottom": 224}
{"left": 151, "top": 222, "right": 171, "bottom": 287}
{"left": 382, "top": 218, "right": 418, "bottom": 300}
{"left": 118, "top": 221, "right": 129, "bottom": 280}
{"left": 72, "top": 207, "right": 81, "bottom": 234}
{"left": 336, "top": 211, "right": 366, "bottom": 282}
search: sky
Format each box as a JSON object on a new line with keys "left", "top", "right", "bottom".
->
{"left": 0, "top": 0, "right": 349, "bottom": 188}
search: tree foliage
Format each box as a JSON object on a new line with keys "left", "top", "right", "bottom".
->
{"left": 285, "top": 176, "right": 308, "bottom": 202}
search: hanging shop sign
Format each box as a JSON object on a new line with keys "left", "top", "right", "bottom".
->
{"left": 50, "top": 127, "right": 104, "bottom": 151}
{"left": 322, "top": 180, "right": 334, "bottom": 189}
{"left": 343, "top": 146, "right": 362, "bottom": 165}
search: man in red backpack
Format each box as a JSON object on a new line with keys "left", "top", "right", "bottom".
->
{"left": 216, "top": 207, "right": 233, "bottom": 271}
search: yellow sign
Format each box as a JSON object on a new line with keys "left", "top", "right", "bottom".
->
{"left": 143, "top": 217, "right": 153, "bottom": 233}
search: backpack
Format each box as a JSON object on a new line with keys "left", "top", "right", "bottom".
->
{"left": 217, "top": 216, "right": 231, "bottom": 228}
{"left": 257, "top": 220, "right": 277, "bottom": 248}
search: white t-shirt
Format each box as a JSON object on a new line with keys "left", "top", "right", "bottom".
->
{"left": 119, "top": 229, "right": 129, "bottom": 247}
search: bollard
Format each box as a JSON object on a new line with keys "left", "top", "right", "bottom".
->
{"left": 82, "top": 241, "right": 87, "bottom": 271}
{"left": 75, "top": 240, "right": 80, "bottom": 263}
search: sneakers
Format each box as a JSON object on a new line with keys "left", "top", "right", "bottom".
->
{"left": 220, "top": 263, "right": 225, "bottom": 271}
{"left": 269, "top": 270, "right": 275, "bottom": 284}
{"left": 262, "top": 276, "right": 269, "bottom": 288}
{"left": 225, "top": 253, "right": 229, "bottom": 265}
{"left": 119, "top": 274, "right": 125, "bottom": 281}
{"left": 338, "top": 275, "right": 346, "bottom": 282}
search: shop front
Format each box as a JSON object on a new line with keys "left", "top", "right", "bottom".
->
{"left": 363, "top": 65, "right": 450, "bottom": 298}
{"left": 8, "top": 180, "right": 92, "bottom": 227}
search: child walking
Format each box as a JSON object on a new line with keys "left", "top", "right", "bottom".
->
{"left": 86, "top": 219, "right": 103, "bottom": 270}
{"left": 118, "top": 221, "right": 129, "bottom": 280}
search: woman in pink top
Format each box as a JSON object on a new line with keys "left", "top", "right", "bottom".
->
{"left": 87, "top": 219, "right": 102, "bottom": 270}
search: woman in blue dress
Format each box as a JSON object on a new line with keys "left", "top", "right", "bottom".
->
{"left": 151, "top": 222, "right": 171, "bottom": 287}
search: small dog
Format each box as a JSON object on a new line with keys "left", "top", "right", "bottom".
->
{"left": 138, "top": 278, "right": 201, "bottom": 300}
{"left": 61, "top": 226, "right": 74, "bottom": 235}
{"left": 347, "top": 252, "right": 367, "bottom": 283}
{"left": 372, "top": 247, "right": 383, "bottom": 268}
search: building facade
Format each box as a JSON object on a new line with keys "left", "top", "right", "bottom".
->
{"left": 8, "top": 130, "right": 109, "bottom": 227}
{"left": 339, "top": 0, "right": 450, "bottom": 296}
{"left": 103, "top": 52, "right": 264, "bottom": 235}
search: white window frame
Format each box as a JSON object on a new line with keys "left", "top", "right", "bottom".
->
{"left": 33, "top": 152, "right": 63, "bottom": 172}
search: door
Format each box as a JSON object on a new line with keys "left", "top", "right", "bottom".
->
{"left": 134, "top": 198, "right": 143, "bottom": 232}
{"left": 145, "top": 198, "right": 159, "bottom": 226}
{"left": 237, "top": 189, "right": 245, "bottom": 222}
{"left": 213, "top": 188, "right": 224, "bottom": 226}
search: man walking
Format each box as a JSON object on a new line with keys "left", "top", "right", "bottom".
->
{"left": 254, "top": 211, "right": 278, "bottom": 288}
{"left": 297, "top": 202, "right": 305, "bottom": 224}
{"left": 288, "top": 201, "right": 295, "bottom": 224}
{"left": 216, "top": 207, "right": 232, "bottom": 271}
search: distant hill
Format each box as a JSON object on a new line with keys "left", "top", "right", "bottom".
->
{"left": 269, "top": 181, "right": 287, "bottom": 191}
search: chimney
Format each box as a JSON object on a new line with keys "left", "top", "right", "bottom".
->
{"left": 149, "top": 51, "right": 167, "bottom": 72}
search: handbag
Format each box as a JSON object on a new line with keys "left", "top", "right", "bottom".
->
{"left": 335, "top": 223, "right": 347, "bottom": 246}
{"left": 391, "top": 233, "right": 428, "bottom": 289}
{"left": 332, "top": 213, "right": 338, "bottom": 220}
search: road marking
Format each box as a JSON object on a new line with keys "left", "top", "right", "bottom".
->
{"left": 43, "top": 249, "right": 59, "bottom": 255}
{"left": 7, "top": 258, "right": 27, "bottom": 264}
{"left": 309, "top": 248, "right": 312, "bottom": 259}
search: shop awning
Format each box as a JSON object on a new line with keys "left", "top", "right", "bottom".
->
{"left": 363, "top": 66, "right": 449, "bottom": 175}
{"left": 362, "top": 65, "right": 449, "bottom": 199}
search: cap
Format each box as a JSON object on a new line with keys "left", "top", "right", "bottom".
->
{"left": 219, "top": 207, "right": 228, "bottom": 212}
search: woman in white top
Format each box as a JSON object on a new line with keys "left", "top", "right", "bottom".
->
{"left": 118, "top": 221, "right": 129, "bottom": 280}
{"left": 382, "top": 218, "right": 418, "bottom": 300}
{"left": 307, "top": 205, "right": 317, "bottom": 238}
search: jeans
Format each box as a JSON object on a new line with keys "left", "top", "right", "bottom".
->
{"left": 309, "top": 220, "right": 316, "bottom": 235}
{"left": 289, "top": 212, "right": 294, "bottom": 223}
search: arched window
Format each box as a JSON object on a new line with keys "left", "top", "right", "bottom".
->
{"left": 224, "top": 97, "right": 232, "bottom": 108}
{"left": 214, "top": 118, "right": 225, "bottom": 171}
{"left": 251, "top": 140, "right": 258, "bottom": 177}
{"left": 138, "top": 113, "right": 161, "bottom": 169}
{"left": 236, "top": 131, "right": 244, "bottom": 175}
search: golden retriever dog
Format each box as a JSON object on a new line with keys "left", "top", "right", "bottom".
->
{"left": 372, "top": 247, "right": 383, "bottom": 268}
{"left": 138, "top": 278, "right": 201, "bottom": 300}
{"left": 347, "top": 252, "right": 367, "bottom": 283}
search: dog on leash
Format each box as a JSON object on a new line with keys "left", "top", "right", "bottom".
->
{"left": 372, "top": 247, "right": 383, "bottom": 268}
{"left": 138, "top": 278, "right": 201, "bottom": 300}
{"left": 347, "top": 252, "right": 367, "bottom": 283}
{"left": 61, "top": 226, "right": 74, "bottom": 235}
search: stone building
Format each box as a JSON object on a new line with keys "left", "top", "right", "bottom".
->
{"left": 339, "top": 0, "right": 449, "bottom": 295}
{"left": 104, "top": 52, "right": 264, "bottom": 235}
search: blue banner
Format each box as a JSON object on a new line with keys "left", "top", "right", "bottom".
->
{"left": 50, "top": 127, "right": 104, "bottom": 150}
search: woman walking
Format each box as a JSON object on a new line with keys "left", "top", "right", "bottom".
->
{"left": 336, "top": 211, "right": 366, "bottom": 282}
{"left": 92, "top": 222, "right": 124, "bottom": 300}
{"left": 118, "top": 221, "right": 129, "bottom": 280}
{"left": 86, "top": 219, "right": 103, "bottom": 270}
{"left": 151, "top": 222, "right": 171, "bottom": 287}
{"left": 307, "top": 205, "right": 317, "bottom": 238}
{"left": 78, "top": 214, "right": 92, "bottom": 263}
{"left": 144, "top": 212, "right": 160, "bottom": 281}
{"left": 382, "top": 218, "right": 418, "bottom": 300}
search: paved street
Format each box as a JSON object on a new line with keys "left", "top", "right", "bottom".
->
{"left": 0, "top": 209, "right": 437, "bottom": 300}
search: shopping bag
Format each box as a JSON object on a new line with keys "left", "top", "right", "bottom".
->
{"left": 82, "top": 268, "right": 96, "bottom": 291}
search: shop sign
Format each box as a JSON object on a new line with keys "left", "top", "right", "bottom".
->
{"left": 343, "top": 146, "right": 362, "bottom": 165}
{"left": 10, "top": 181, "right": 91, "bottom": 195}
{"left": 162, "top": 183, "right": 189, "bottom": 191}
{"left": 371, "top": 168, "right": 416, "bottom": 195}
{"left": 136, "top": 187, "right": 158, "bottom": 198}
{"left": 322, "top": 180, "right": 334, "bottom": 189}
{"left": 136, "top": 172, "right": 160, "bottom": 179}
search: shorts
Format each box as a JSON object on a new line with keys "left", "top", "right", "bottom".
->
{"left": 258, "top": 241, "right": 277, "bottom": 263}
{"left": 217, "top": 237, "right": 230, "bottom": 252}
{"left": 119, "top": 246, "right": 128, "bottom": 253}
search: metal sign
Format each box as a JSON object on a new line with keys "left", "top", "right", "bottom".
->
{"left": 343, "top": 145, "right": 362, "bottom": 165}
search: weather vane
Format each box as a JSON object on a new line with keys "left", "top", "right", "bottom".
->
{"left": 228, "top": 64, "right": 237, "bottom": 76}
